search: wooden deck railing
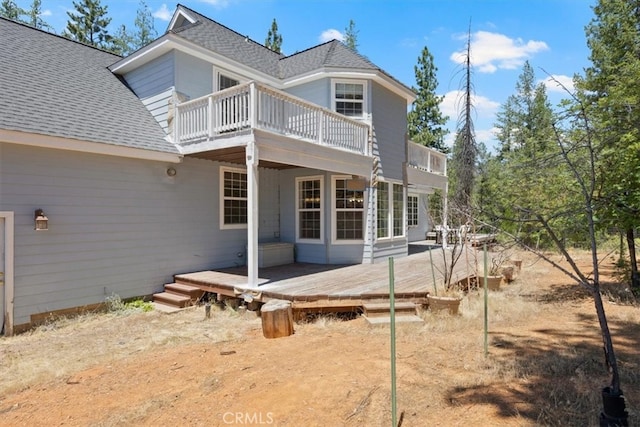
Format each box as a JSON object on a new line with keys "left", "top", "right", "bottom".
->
{"left": 407, "top": 142, "right": 447, "bottom": 175}
{"left": 174, "top": 82, "right": 371, "bottom": 156}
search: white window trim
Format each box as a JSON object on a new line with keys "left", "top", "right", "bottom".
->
{"left": 213, "top": 67, "right": 246, "bottom": 92}
{"left": 295, "top": 175, "right": 324, "bottom": 244}
{"left": 331, "top": 78, "right": 368, "bottom": 118}
{"left": 331, "top": 175, "right": 366, "bottom": 245}
{"left": 407, "top": 194, "right": 419, "bottom": 228}
{"left": 219, "top": 166, "right": 248, "bottom": 230}
{"left": 376, "top": 179, "right": 406, "bottom": 242}
{"left": 392, "top": 182, "right": 406, "bottom": 239}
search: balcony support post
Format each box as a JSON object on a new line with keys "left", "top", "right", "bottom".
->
{"left": 246, "top": 140, "right": 259, "bottom": 287}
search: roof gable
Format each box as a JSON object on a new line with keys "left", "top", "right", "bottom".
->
{"left": 167, "top": 4, "right": 413, "bottom": 99}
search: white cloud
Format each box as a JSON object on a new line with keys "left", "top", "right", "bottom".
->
{"left": 153, "top": 4, "right": 173, "bottom": 21}
{"left": 440, "top": 90, "right": 500, "bottom": 120}
{"left": 540, "top": 74, "right": 575, "bottom": 94}
{"left": 319, "top": 29, "right": 344, "bottom": 43}
{"left": 450, "top": 31, "right": 549, "bottom": 73}
{"left": 41, "top": 9, "right": 52, "bottom": 17}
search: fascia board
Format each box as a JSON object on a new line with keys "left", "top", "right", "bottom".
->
{"left": 0, "top": 129, "right": 182, "bottom": 163}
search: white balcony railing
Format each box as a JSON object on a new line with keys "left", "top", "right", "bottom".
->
{"left": 174, "top": 82, "right": 370, "bottom": 156}
{"left": 407, "top": 142, "right": 447, "bottom": 175}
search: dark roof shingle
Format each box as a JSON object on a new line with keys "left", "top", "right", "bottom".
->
{"left": 0, "top": 18, "right": 178, "bottom": 154}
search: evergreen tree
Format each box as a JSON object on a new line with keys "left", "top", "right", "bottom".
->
{"left": 407, "top": 46, "right": 449, "bottom": 153}
{"left": 582, "top": 0, "right": 640, "bottom": 294}
{"left": 484, "top": 62, "right": 559, "bottom": 246}
{"left": 264, "top": 18, "right": 282, "bottom": 53}
{"left": 133, "top": 0, "right": 157, "bottom": 50}
{"left": 63, "top": 0, "right": 112, "bottom": 49}
{"left": 26, "top": 0, "right": 52, "bottom": 31}
{"left": 109, "top": 24, "right": 134, "bottom": 56}
{"left": 344, "top": 19, "right": 358, "bottom": 51}
{"left": 450, "top": 29, "right": 477, "bottom": 217}
{"left": 0, "top": 0, "right": 25, "bottom": 22}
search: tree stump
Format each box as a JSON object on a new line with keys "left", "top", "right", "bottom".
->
{"left": 260, "top": 299, "right": 294, "bottom": 339}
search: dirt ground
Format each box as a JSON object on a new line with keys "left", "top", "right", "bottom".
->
{"left": 0, "top": 250, "right": 638, "bottom": 427}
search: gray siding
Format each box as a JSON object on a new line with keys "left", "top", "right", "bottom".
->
{"left": 371, "top": 82, "right": 407, "bottom": 182}
{"left": 123, "top": 52, "right": 175, "bottom": 99}
{"left": 372, "top": 240, "right": 408, "bottom": 263}
{"left": 141, "top": 89, "right": 173, "bottom": 133}
{"left": 175, "top": 51, "right": 213, "bottom": 100}
{"left": 284, "top": 79, "right": 330, "bottom": 109}
{"left": 0, "top": 144, "right": 261, "bottom": 326}
{"left": 123, "top": 52, "right": 175, "bottom": 132}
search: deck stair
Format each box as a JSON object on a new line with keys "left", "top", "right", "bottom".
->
{"left": 362, "top": 301, "right": 424, "bottom": 326}
{"left": 153, "top": 283, "right": 205, "bottom": 309}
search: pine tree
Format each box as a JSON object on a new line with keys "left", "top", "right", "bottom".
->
{"left": 0, "top": 0, "right": 25, "bottom": 22}
{"left": 26, "top": 0, "right": 52, "bottom": 31}
{"left": 264, "top": 18, "right": 282, "bottom": 53}
{"left": 407, "top": 46, "right": 449, "bottom": 153}
{"left": 450, "top": 29, "right": 476, "bottom": 217}
{"left": 133, "top": 0, "right": 157, "bottom": 50}
{"left": 344, "top": 19, "right": 358, "bottom": 51}
{"left": 109, "top": 24, "right": 134, "bottom": 56}
{"left": 63, "top": 0, "right": 112, "bottom": 49}
{"left": 582, "top": 0, "right": 640, "bottom": 294}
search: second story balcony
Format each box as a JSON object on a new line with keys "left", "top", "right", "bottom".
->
{"left": 406, "top": 142, "right": 448, "bottom": 191}
{"left": 174, "top": 81, "right": 371, "bottom": 158}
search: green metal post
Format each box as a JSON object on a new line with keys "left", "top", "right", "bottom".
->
{"left": 483, "top": 243, "right": 488, "bottom": 357}
{"left": 389, "top": 257, "right": 397, "bottom": 427}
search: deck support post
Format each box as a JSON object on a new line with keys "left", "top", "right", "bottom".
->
{"left": 246, "top": 141, "right": 259, "bottom": 287}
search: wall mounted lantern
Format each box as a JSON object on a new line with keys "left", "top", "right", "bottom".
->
{"left": 34, "top": 209, "right": 49, "bottom": 231}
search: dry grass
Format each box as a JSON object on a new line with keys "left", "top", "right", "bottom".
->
{"left": 0, "top": 304, "right": 260, "bottom": 395}
{"left": 0, "top": 248, "right": 638, "bottom": 426}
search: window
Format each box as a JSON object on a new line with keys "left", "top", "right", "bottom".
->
{"left": 296, "top": 177, "right": 323, "bottom": 242}
{"left": 376, "top": 181, "right": 405, "bottom": 239}
{"left": 377, "top": 182, "right": 389, "bottom": 239}
{"left": 220, "top": 167, "right": 247, "bottom": 229}
{"left": 333, "top": 177, "right": 365, "bottom": 242}
{"left": 218, "top": 73, "right": 239, "bottom": 91}
{"left": 332, "top": 80, "right": 366, "bottom": 117}
{"left": 407, "top": 195, "right": 418, "bottom": 227}
{"left": 393, "top": 184, "right": 405, "bottom": 237}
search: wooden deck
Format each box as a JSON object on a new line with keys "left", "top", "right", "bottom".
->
{"left": 174, "top": 243, "right": 480, "bottom": 313}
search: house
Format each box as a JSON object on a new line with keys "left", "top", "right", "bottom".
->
{"left": 0, "top": 4, "right": 447, "bottom": 335}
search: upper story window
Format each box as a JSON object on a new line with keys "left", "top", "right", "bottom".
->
{"left": 332, "top": 79, "right": 367, "bottom": 118}
{"left": 219, "top": 74, "right": 239, "bottom": 90}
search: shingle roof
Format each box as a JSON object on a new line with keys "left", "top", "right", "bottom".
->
{"left": 0, "top": 18, "right": 178, "bottom": 154}
{"left": 171, "top": 5, "right": 283, "bottom": 77}
{"left": 172, "top": 4, "right": 413, "bottom": 94}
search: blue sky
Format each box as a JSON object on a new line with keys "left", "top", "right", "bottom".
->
{"left": 34, "top": 0, "right": 597, "bottom": 151}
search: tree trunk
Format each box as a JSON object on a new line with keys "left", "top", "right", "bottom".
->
{"left": 626, "top": 227, "right": 639, "bottom": 295}
{"left": 261, "top": 299, "right": 294, "bottom": 339}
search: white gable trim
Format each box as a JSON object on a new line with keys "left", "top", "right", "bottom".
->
{"left": 0, "top": 130, "right": 182, "bottom": 163}
{"left": 168, "top": 7, "right": 198, "bottom": 31}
